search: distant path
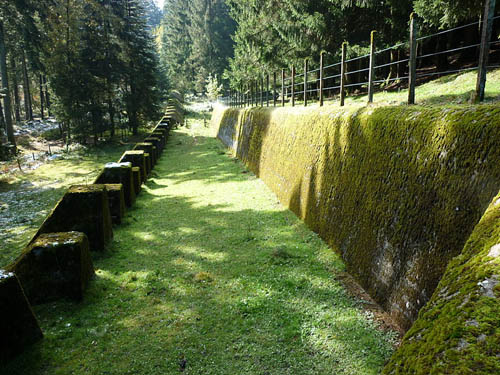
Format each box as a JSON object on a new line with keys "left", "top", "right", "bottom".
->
{"left": 6, "top": 119, "right": 395, "bottom": 375}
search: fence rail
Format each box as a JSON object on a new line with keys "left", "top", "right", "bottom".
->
{"left": 221, "top": 4, "right": 499, "bottom": 108}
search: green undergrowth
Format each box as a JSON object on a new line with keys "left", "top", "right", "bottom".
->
{"left": 0, "top": 134, "right": 149, "bottom": 267}
{"left": 3, "top": 116, "right": 397, "bottom": 375}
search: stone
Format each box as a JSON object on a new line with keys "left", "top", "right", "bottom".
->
{"left": 119, "top": 150, "right": 147, "bottom": 183}
{"left": 0, "top": 270, "right": 43, "bottom": 364}
{"left": 94, "top": 162, "right": 135, "bottom": 207}
{"left": 144, "top": 153, "right": 151, "bottom": 175}
{"left": 30, "top": 185, "right": 113, "bottom": 252}
{"left": 7, "top": 232, "right": 94, "bottom": 304}
{"left": 103, "top": 184, "right": 126, "bottom": 224}
{"left": 132, "top": 167, "right": 141, "bottom": 194}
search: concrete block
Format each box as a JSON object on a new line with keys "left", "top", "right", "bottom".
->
{"left": 30, "top": 185, "right": 113, "bottom": 252}
{"left": 94, "top": 162, "right": 135, "bottom": 207}
{"left": 0, "top": 270, "right": 43, "bottom": 364}
{"left": 8, "top": 232, "right": 94, "bottom": 304}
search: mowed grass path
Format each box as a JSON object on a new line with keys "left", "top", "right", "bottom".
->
{"left": 5, "top": 120, "right": 395, "bottom": 375}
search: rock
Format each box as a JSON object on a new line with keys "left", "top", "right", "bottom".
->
{"left": 7, "top": 232, "right": 94, "bottom": 304}
{"left": 0, "top": 270, "right": 43, "bottom": 364}
{"left": 29, "top": 185, "right": 113, "bottom": 252}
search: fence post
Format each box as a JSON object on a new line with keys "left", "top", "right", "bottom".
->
{"left": 368, "top": 30, "right": 376, "bottom": 103}
{"left": 281, "top": 69, "right": 285, "bottom": 106}
{"left": 304, "top": 59, "right": 309, "bottom": 107}
{"left": 273, "top": 72, "right": 277, "bottom": 107}
{"left": 291, "top": 65, "right": 295, "bottom": 107}
{"left": 266, "top": 74, "right": 270, "bottom": 107}
{"left": 474, "top": 0, "right": 496, "bottom": 103}
{"left": 319, "top": 51, "right": 324, "bottom": 106}
{"left": 340, "top": 42, "right": 347, "bottom": 106}
{"left": 408, "top": 13, "right": 418, "bottom": 105}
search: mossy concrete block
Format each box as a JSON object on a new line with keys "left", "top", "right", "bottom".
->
{"left": 94, "top": 162, "right": 135, "bottom": 207}
{"left": 104, "top": 184, "right": 126, "bottom": 224}
{"left": 7, "top": 232, "right": 94, "bottom": 304}
{"left": 0, "top": 270, "right": 43, "bottom": 364}
{"left": 132, "top": 167, "right": 141, "bottom": 195}
{"left": 145, "top": 137, "right": 162, "bottom": 156}
{"left": 151, "top": 131, "right": 166, "bottom": 149}
{"left": 384, "top": 192, "right": 500, "bottom": 375}
{"left": 134, "top": 142, "right": 156, "bottom": 167}
{"left": 153, "top": 128, "right": 168, "bottom": 142}
{"left": 30, "top": 185, "right": 113, "bottom": 252}
{"left": 156, "top": 123, "right": 170, "bottom": 135}
{"left": 119, "top": 150, "right": 146, "bottom": 183}
{"left": 213, "top": 104, "right": 500, "bottom": 330}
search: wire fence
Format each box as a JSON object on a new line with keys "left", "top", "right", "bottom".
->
{"left": 221, "top": 8, "right": 500, "bottom": 108}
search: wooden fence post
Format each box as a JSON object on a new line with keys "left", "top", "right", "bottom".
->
{"left": 368, "top": 30, "right": 376, "bottom": 103}
{"left": 273, "top": 72, "right": 277, "bottom": 107}
{"left": 281, "top": 69, "right": 285, "bottom": 107}
{"left": 304, "top": 59, "right": 309, "bottom": 107}
{"left": 340, "top": 42, "right": 347, "bottom": 106}
{"left": 474, "top": 0, "right": 496, "bottom": 102}
{"left": 319, "top": 52, "right": 324, "bottom": 106}
{"left": 408, "top": 13, "right": 418, "bottom": 105}
{"left": 291, "top": 65, "right": 295, "bottom": 107}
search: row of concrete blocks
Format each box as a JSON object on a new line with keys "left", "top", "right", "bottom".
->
{"left": 0, "top": 119, "right": 174, "bottom": 364}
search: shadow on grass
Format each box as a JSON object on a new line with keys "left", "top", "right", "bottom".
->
{"left": 3, "top": 129, "right": 395, "bottom": 375}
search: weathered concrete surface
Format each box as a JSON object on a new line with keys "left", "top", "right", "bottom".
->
{"left": 213, "top": 105, "right": 500, "bottom": 330}
{"left": 134, "top": 143, "right": 156, "bottom": 167}
{"left": 119, "top": 150, "right": 147, "bottom": 183}
{"left": 104, "top": 183, "right": 126, "bottom": 224}
{"left": 30, "top": 185, "right": 113, "bottom": 252}
{"left": 384, "top": 191, "right": 500, "bottom": 375}
{"left": 94, "top": 162, "right": 135, "bottom": 207}
{"left": 8, "top": 232, "right": 94, "bottom": 304}
{"left": 0, "top": 270, "right": 43, "bottom": 364}
{"left": 132, "top": 167, "right": 141, "bottom": 195}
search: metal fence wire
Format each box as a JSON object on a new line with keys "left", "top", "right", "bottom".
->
{"left": 221, "top": 7, "right": 500, "bottom": 108}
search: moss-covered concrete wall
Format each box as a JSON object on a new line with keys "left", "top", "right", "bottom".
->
{"left": 212, "top": 104, "right": 500, "bottom": 330}
{"left": 383, "top": 191, "right": 500, "bottom": 374}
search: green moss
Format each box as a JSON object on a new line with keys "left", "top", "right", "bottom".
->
{"left": 383, "top": 192, "right": 500, "bottom": 375}
{"left": 213, "top": 104, "right": 500, "bottom": 330}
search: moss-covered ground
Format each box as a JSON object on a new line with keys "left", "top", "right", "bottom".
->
{"left": 3, "top": 117, "right": 396, "bottom": 375}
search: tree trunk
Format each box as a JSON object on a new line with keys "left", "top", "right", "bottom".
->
{"left": 39, "top": 74, "right": 44, "bottom": 119}
{"left": 43, "top": 76, "right": 51, "bottom": 116}
{"left": 0, "top": 98, "right": 6, "bottom": 131}
{"left": 21, "top": 50, "right": 33, "bottom": 121}
{"left": 434, "top": 35, "right": 449, "bottom": 74}
{"left": 0, "top": 21, "right": 16, "bottom": 149}
{"left": 10, "top": 55, "right": 21, "bottom": 122}
{"left": 108, "top": 96, "right": 115, "bottom": 138}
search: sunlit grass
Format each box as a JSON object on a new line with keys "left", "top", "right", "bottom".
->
{"left": 3, "top": 116, "right": 397, "bottom": 375}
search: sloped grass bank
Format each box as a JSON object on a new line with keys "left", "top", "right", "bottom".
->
{"left": 3, "top": 121, "right": 396, "bottom": 375}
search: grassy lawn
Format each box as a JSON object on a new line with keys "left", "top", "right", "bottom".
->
{"left": 3, "top": 118, "right": 396, "bottom": 375}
